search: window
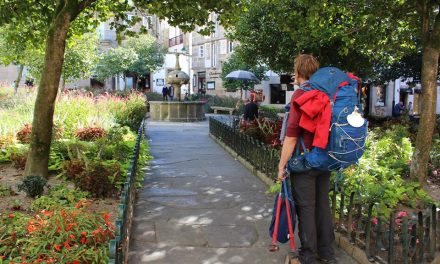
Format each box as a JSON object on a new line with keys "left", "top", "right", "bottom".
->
{"left": 228, "top": 41, "right": 234, "bottom": 53}
{"left": 211, "top": 42, "right": 216, "bottom": 67}
{"left": 142, "top": 16, "right": 152, "bottom": 29}
{"left": 207, "top": 81, "right": 215, "bottom": 90}
{"left": 126, "top": 14, "right": 134, "bottom": 30}
{"left": 219, "top": 39, "right": 227, "bottom": 55}
{"left": 213, "top": 14, "right": 219, "bottom": 38}
{"left": 199, "top": 45, "right": 204, "bottom": 58}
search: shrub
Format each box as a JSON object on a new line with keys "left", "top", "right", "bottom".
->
{"left": 0, "top": 133, "right": 15, "bottom": 149}
{"left": 62, "top": 159, "right": 86, "bottom": 180}
{"left": 17, "top": 175, "right": 47, "bottom": 198}
{"left": 16, "top": 123, "right": 64, "bottom": 144}
{"left": 240, "top": 118, "right": 282, "bottom": 147}
{"left": 16, "top": 123, "right": 32, "bottom": 143}
{"left": 144, "top": 91, "right": 163, "bottom": 101}
{"left": 74, "top": 127, "right": 106, "bottom": 141}
{"left": 32, "top": 184, "right": 89, "bottom": 211}
{"left": 74, "top": 160, "right": 122, "bottom": 198}
{"left": 0, "top": 184, "right": 14, "bottom": 196}
{"left": 114, "top": 93, "right": 146, "bottom": 131}
{"left": 343, "top": 125, "right": 433, "bottom": 211}
{"left": 259, "top": 105, "right": 285, "bottom": 120}
{"left": 10, "top": 150, "right": 28, "bottom": 169}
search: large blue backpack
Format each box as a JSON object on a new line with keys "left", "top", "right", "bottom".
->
{"left": 294, "top": 67, "right": 368, "bottom": 171}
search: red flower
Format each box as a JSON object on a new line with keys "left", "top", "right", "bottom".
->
{"left": 102, "top": 212, "right": 110, "bottom": 223}
{"left": 64, "top": 240, "right": 71, "bottom": 250}
{"left": 8, "top": 214, "right": 14, "bottom": 218}
{"left": 54, "top": 244, "right": 61, "bottom": 252}
{"left": 27, "top": 224, "right": 38, "bottom": 233}
{"left": 41, "top": 210, "right": 53, "bottom": 217}
{"left": 69, "top": 234, "right": 76, "bottom": 240}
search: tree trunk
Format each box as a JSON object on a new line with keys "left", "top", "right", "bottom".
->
{"left": 14, "top": 65, "right": 24, "bottom": 95}
{"left": 24, "top": 7, "right": 74, "bottom": 178}
{"left": 410, "top": 10, "right": 440, "bottom": 185}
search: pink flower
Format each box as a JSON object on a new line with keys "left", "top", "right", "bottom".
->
{"left": 371, "top": 218, "right": 378, "bottom": 225}
{"left": 397, "top": 211, "right": 408, "bottom": 218}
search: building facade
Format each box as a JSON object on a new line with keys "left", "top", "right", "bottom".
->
{"left": 369, "top": 79, "right": 440, "bottom": 117}
{"left": 190, "top": 14, "right": 236, "bottom": 96}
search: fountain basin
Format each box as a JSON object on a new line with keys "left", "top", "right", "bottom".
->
{"left": 149, "top": 101, "right": 206, "bottom": 122}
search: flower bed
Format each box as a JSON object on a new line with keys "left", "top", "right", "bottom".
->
{"left": 0, "top": 87, "right": 151, "bottom": 263}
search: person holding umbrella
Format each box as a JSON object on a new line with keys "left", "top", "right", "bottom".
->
{"left": 225, "top": 70, "right": 259, "bottom": 99}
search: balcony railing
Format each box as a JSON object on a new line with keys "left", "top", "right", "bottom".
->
{"left": 169, "top": 34, "right": 184, "bottom": 47}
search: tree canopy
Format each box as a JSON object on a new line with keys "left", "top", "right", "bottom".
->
{"left": 229, "top": 0, "right": 419, "bottom": 79}
{"left": 95, "top": 34, "right": 165, "bottom": 81}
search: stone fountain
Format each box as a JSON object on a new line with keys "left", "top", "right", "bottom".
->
{"left": 149, "top": 53, "right": 206, "bottom": 122}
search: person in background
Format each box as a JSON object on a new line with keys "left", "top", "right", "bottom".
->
{"left": 407, "top": 101, "right": 413, "bottom": 115}
{"left": 392, "top": 101, "right": 405, "bottom": 118}
{"left": 243, "top": 97, "right": 259, "bottom": 121}
{"left": 162, "top": 86, "right": 169, "bottom": 101}
{"left": 277, "top": 54, "right": 336, "bottom": 264}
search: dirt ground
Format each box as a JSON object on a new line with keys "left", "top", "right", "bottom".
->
{"left": 0, "top": 164, "right": 119, "bottom": 222}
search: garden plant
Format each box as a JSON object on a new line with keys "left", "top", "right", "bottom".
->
{"left": 0, "top": 87, "right": 151, "bottom": 263}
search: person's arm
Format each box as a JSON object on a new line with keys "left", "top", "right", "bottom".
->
{"left": 277, "top": 136, "right": 297, "bottom": 181}
{"left": 277, "top": 90, "right": 303, "bottom": 181}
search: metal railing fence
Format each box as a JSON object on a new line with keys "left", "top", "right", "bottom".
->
{"left": 109, "top": 120, "right": 144, "bottom": 264}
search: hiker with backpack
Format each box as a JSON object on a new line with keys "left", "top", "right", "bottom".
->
{"left": 276, "top": 54, "right": 368, "bottom": 263}
{"left": 277, "top": 54, "right": 336, "bottom": 264}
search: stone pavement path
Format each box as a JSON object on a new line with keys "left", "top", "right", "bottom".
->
{"left": 128, "top": 119, "right": 356, "bottom": 264}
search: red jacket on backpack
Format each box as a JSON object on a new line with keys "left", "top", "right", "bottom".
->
{"left": 293, "top": 90, "right": 331, "bottom": 149}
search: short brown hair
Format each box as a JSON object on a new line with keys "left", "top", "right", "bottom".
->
{"left": 294, "top": 54, "right": 319, "bottom": 80}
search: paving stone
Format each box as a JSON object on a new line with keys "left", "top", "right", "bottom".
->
{"left": 155, "top": 222, "right": 208, "bottom": 247}
{"left": 146, "top": 195, "right": 241, "bottom": 209}
{"left": 138, "top": 187, "right": 198, "bottom": 197}
{"left": 130, "top": 221, "right": 156, "bottom": 243}
{"left": 203, "top": 225, "right": 258, "bottom": 248}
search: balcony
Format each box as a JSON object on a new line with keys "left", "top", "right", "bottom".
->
{"left": 169, "top": 34, "right": 184, "bottom": 47}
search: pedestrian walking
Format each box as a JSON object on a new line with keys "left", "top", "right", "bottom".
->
{"left": 277, "top": 54, "right": 336, "bottom": 264}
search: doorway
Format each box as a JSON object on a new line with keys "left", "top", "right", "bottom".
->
{"left": 270, "top": 84, "right": 286, "bottom": 104}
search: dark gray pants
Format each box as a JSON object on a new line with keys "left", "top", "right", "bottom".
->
{"left": 290, "top": 169, "right": 335, "bottom": 263}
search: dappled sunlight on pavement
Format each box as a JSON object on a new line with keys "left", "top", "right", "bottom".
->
{"left": 128, "top": 120, "right": 355, "bottom": 263}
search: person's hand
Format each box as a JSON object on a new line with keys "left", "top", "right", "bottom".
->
{"left": 277, "top": 168, "right": 287, "bottom": 182}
